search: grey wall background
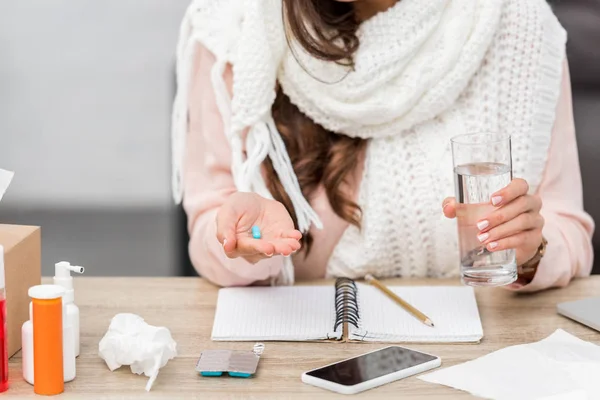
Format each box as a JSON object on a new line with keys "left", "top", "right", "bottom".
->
{"left": 0, "top": 0, "right": 190, "bottom": 276}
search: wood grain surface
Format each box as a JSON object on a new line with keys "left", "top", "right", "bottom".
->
{"left": 5, "top": 277, "right": 600, "bottom": 399}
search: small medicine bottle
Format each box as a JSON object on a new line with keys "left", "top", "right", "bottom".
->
{"left": 29, "top": 285, "right": 65, "bottom": 396}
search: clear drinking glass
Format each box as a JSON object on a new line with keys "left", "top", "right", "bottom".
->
{"left": 451, "top": 133, "right": 517, "bottom": 287}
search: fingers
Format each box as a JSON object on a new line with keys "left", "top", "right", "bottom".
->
{"left": 224, "top": 237, "right": 302, "bottom": 259}
{"left": 505, "top": 282, "right": 525, "bottom": 290}
{"left": 478, "top": 194, "right": 542, "bottom": 232}
{"left": 476, "top": 212, "right": 544, "bottom": 245}
{"left": 227, "top": 237, "right": 276, "bottom": 258}
{"left": 482, "top": 229, "right": 540, "bottom": 253}
{"left": 490, "top": 178, "right": 529, "bottom": 207}
{"left": 273, "top": 238, "right": 302, "bottom": 256}
{"left": 283, "top": 229, "right": 303, "bottom": 241}
{"left": 442, "top": 197, "right": 457, "bottom": 219}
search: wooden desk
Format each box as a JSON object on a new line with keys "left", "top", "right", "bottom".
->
{"left": 6, "top": 277, "right": 600, "bottom": 399}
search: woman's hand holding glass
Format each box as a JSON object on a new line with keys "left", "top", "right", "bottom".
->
{"left": 443, "top": 178, "right": 544, "bottom": 266}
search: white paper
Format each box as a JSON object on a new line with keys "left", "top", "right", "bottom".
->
{"left": 98, "top": 313, "right": 177, "bottom": 391}
{"left": 212, "top": 286, "right": 341, "bottom": 341}
{"left": 352, "top": 285, "right": 483, "bottom": 342}
{"left": 537, "top": 391, "right": 589, "bottom": 400}
{"left": 0, "top": 169, "right": 14, "bottom": 202}
{"left": 419, "top": 329, "right": 600, "bottom": 400}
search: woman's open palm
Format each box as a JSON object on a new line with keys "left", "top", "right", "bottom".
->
{"left": 216, "top": 192, "right": 302, "bottom": 264}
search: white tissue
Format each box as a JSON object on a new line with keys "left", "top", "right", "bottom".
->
{"left": 419, "top": 329, "right": 600, "bottom": 400}
{"left": 537, "top": 391, "right": 589, "bottom": 400}
{"left": 98, "top": 313, "right": 177, "bottom": 391}
{"left": 0, "top": 169, "right": 14, "bottom": 202}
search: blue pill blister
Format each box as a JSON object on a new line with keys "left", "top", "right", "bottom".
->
{"left": 200, "top": 371, "right": 223, "bottom": 377}
{"left": 251, "top": 226, "right": 261, "bottom": 239}
{"left": 196, "top": 344, "right": 264, "bottom": 379}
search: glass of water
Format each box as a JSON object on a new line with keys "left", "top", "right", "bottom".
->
{"left": 451, "top": 133, "right": 517, "bottom": 287}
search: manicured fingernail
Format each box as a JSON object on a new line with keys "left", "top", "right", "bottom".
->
{"left": 477, "top": 233, "right": 489, "bottom": 242}
{"left": 477, "top": 220, "right": 489, "bottom": 230}
{"left": 508, "top": 283, "right": 524, "bottom": 290}
{"left": 264, "top": 252, "right": 273, "bottom": 257}
{"left": 488, "top": 241, "right": 498, "bottom": 249}
{"left": 491, "top": 196, "right": 503, "bottom": 206}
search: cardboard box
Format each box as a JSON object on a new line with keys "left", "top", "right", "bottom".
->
{"left": 0, "top": 224, "right": 41, "bottom": 357}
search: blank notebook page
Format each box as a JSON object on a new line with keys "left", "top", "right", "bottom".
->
{"left": 351, "top": 285, "right": 483, "bottom": 343}
{"left": 211, "top": 286, "right": 340, "bottom": 341}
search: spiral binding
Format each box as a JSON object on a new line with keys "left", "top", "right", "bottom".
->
{"left": 334, "top": 278, "right": 360, "bottom": 332}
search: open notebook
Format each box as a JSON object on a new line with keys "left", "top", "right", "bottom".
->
{"left": 212, "top": 278, "right": 483, "bottom": 343}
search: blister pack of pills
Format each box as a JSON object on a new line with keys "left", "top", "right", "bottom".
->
{"left": 196, "top": 343, "right": 265, "bottom": 378}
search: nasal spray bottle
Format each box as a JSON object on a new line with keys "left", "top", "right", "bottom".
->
{"left": 53, "top": 262, "right": 85, "bottom": 356}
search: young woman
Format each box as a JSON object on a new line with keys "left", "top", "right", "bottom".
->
{"left": 172, "top": 0, "right": 594, "bottom": 290}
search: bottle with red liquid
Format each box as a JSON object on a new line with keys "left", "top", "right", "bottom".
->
{"left": 0, "top": 245, "right": 8, "bottom": 392}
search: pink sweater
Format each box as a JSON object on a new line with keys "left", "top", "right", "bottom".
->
{"left": 183, "top": 45, "right": 595, "bottom": 291}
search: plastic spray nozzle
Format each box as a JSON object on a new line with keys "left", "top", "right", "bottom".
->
{"left": 55, "top": 262, "right": 85, "bottom": 278}
{"left": 69, "top": 266, "right": 85, "bottom": 274}
{"left": 54, "top": 262, "right": 85, "bottom": 299}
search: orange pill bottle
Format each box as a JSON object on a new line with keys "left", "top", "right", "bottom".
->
{"left": 29, "top": 285, "right": 65, "bottom": 396}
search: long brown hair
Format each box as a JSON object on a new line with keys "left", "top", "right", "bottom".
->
{"left": 263, "top": 0, "right": 366, "bottom": 253}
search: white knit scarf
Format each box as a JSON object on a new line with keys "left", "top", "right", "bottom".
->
{"left": 172, "top": 0, "right": 566, "bottom": 284}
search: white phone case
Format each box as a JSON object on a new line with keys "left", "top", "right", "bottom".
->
{"left": 301, "top": 346, "right": 441, "bottom": 395}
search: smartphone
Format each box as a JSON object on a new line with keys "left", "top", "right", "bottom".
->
{"left": 301, "top": 346, "right": 441, "bottom": 395}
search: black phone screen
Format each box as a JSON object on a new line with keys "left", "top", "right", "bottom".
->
{"left": 306, "top": 346, "right": 437, "bottom": 386}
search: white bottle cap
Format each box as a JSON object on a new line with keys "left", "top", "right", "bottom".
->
{"left": 28, "top": 285, "right": 65, "bottom": 300}
{"left": 0, "top": 245, "right": 5, "bottom": 290}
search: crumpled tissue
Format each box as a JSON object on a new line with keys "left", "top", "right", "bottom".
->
{"left": 0, "top": 169, "right": 14, "bottom": 201}
{"left": 98, "top": 313, "right": 177, "bottom": 391}
{"left": 419, "top": 329, "right": 600, "bottom": 400}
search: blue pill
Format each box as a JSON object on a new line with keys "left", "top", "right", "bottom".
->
{"left": 251, "top": 226, "right": 261, "bottom": 239}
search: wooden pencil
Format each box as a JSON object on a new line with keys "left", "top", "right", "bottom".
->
{"left": 365, "top": 274, "right": 435, "bottom": 328}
